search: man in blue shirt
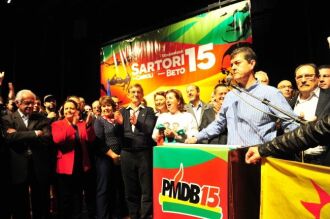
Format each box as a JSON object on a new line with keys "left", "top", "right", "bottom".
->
{"left": 185, "top": 46, "right": 298, "bottom": 146}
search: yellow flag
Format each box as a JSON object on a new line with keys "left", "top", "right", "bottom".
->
{"left": 261, "top": 158, "right": 330, "bottom": 219}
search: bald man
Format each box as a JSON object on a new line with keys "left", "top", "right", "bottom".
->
{"left": 277, "top": 80, "right": 294, "bottom": 100}
{"left": 255, "top": 71, "right": 269, "bottom": 85}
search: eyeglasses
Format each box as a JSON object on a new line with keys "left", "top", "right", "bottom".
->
{"left": 295, "top": 73, "right": 316, "bottom": 81}
{"left": 21, "top": 100, "right": 34, "bottom": 106}
{"left": 278, "top": 85, "right": 293, "bottom": 89}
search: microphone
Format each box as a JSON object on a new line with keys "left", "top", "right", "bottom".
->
{"left": 225, "top": 76, "right": 232, "bottom": 86}
{"left": 225, "top": 76, "right": 306, "bottom": 125}
{"left": 225, "top": 75, "right": 241, "bottom": 91}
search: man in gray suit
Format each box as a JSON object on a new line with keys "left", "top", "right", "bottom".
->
{"left": 200, "top": 84, "right": 229, "bottom": 144}
{"left": 2, "top": 89, "right": 52, "bottom": 219}
{"left": 185, "top": 84, "right": 209, "bottom": 130}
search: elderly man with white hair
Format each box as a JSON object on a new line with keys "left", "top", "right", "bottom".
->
{"left": 254, "top": 70, "right": 269, "bottom": 85}
{"left": 2, "top": 89, "right": 52, "bottom": 219}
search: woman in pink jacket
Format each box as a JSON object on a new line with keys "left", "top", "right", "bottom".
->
{"left": 52, "top": 99, "right": 95, "bottom": 219}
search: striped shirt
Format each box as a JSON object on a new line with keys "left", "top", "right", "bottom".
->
{"left": 196, "top": 82, "right": 299, "bottom": 146}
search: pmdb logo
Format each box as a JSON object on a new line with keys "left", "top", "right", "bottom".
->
{"left": 159, "top": 163, "right": 223, "bottom": 219}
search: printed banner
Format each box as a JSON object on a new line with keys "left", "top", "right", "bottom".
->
{"left": 261, "top": 158, "right": 330, "bottom": 219}
{"left": 100, "top": 0, "right": 252, "bottom": 106}
{"left": 153, "top": 144, "right": 233, "bottom": 219}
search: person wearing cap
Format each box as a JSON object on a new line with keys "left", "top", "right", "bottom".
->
{"left": 43, "top": 94, "right": 58, "bottom": 123}
{"left": 43, "top": 94, "right": 59, "bottom": 217}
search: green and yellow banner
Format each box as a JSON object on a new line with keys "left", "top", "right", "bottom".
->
{"left": 261, "top": 158, "right": 330, "bottom": 219}
{"left": 100, "top": 1, "right": 252, "bottom": 106}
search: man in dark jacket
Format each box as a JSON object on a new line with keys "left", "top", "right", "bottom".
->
{"left": 0, "top": 104, "right": 11, "bottom": 219}
{"left": 117, "top": 83, "right": 156, "bottom": 219}
{"left": 245, "top": 115, "right": 330, "bottom": 166}
{"left": 289, "top": 63, "right": 330, "bottom": 164}
{"left": 2, "top": 89, "right": 52, "bottom": 219}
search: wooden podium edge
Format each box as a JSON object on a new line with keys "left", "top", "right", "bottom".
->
{"left": 228, "top": 148, "right": 261, "bottom": 219}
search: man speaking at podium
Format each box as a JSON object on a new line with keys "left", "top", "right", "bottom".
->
{"left": 185, "top": 46, "right": 298, "bottom": 146}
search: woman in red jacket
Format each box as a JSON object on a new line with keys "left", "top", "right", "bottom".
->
{"left": 52, "top": 99, "right": 95, "bottom": 219}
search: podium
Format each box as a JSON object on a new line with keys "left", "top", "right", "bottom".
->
{"left": 153, "top": 144, "right": 260, "bottom": 219}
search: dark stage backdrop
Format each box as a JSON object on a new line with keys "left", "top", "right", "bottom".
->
{"left": 0, "top": 0, "right": 329, "bottom": 105}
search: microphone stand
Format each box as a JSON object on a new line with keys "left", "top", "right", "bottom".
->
{"left": 228, "top": 81, "right": 307, "bottom": 162}
{"left": 228, "top": 83, "right": 307, "bottom": 125}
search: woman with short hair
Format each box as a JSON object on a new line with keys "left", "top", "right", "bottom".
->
{"left": 152, "top": 89, "right": 198, "bottom": 144}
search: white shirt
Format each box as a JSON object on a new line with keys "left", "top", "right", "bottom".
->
{"left": 18, "top": 110, "right": 29, "bottom": 127}
{"left": 126, "top": 104, "right": 144, "bottom": 132}
{"left": 152, "top": 111, "right": 198, "bottom": 142}
{"left": 294, "top": 87, "right": 325, "bottom": 155}
{"left": 191, "top": 101, "right": 203, "bottom": 127}
{"left": 294, "top": 87, "right": 319, "bottom": 121}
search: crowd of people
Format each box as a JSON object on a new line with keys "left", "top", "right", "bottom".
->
{"left": 0, "top": 47, "right": 329, "bottom": 219}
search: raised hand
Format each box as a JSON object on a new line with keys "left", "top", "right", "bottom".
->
{"left": 114, "top": 111, "right": 123, "bottom": 124}
{"left": 85, "top": 111, "right": 94, "bottom": 127}
{"left": 0, "top": 71, "right": 4, "bottom": 85}
{"left": 72, "top": 111, "right": 80, "bottom": 125}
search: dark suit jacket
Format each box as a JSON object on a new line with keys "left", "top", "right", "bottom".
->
{"left": 200, "top": 108, "right": 227, "bottom": 144}
{"left": 119, "top": 106, "right": 156, "bottom": 150}
{"left": 2, "top": 111, "right": 52, "bottom": 184}
{"left": 289, "top": 88, "right": 330, "bottom": 165}
{"left": 289, "top": 88, "right": 330, "bottom": 118}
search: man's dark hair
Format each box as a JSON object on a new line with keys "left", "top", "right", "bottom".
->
{"left": 318, "top": 64, "right": 330, "bottom": 70}
{"left": 295, "top": 63, "right": 319, "bottom": 77}
{"left": 230, "top": 46, "right": 257, "bottom": 63}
